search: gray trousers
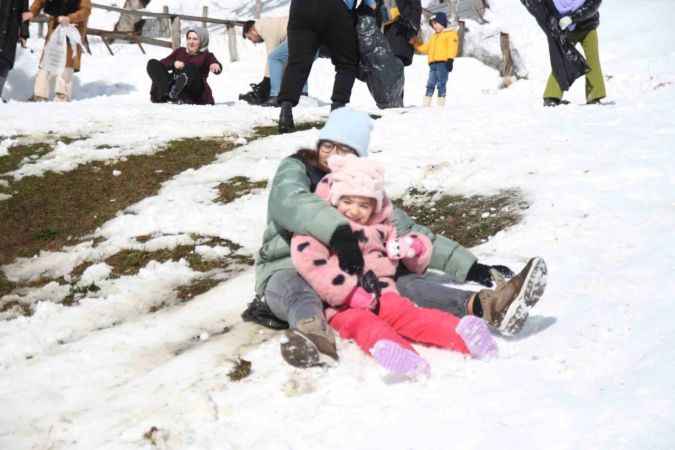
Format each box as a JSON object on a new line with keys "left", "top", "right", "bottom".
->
{"left": 264, "top": 269, "right": 474, "bottom": 328}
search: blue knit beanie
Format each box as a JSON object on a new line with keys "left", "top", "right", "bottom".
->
{"left": 318, "top": 107, "right": 374, "bottom": 157}
{"left": 429, "top": 12, "right": 448, "bottom": 28}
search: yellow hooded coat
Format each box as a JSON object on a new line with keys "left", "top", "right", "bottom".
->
{"left": 415, "top": 29, "right": 459, "bottom": 64}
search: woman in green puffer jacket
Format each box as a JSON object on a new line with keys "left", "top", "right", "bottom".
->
{"left": 255, "top": 107, "right": 540, "bottom": 368}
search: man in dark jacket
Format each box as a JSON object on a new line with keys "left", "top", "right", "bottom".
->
{"left": 0, "top": 0, "right": 30, "bottom": 98}
{"left": 276, "top": 0, "right": 376, "bottom": 134}
{"left": 541, "top": 0, "right": 606, "bottom": 105}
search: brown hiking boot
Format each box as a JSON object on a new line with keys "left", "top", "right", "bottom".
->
{"left": 476, "top": 257, "right": 547, "bottom": 335}
{"left": 280, "top": 316, "right": 338, "bottom": 368}
{"left": 27, "top": 95, "right": 48, "bottom": 102}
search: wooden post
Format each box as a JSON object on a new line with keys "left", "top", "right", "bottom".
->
{"left": 170, "top": 15, "right": 181, "bottom": 49}
{"left": 38, "top": 21, "right": 44, "bottom": 38}
{"left": 226, "top": 24, "right": 239, "bottom": 62}
{"left": 499, "top": 32, "right": 514, "bottom": 88}
{"left": 202, "top": 6, "right": 208, "bottom": 28}
{"left": 255, "top": 0, "right": 262, "bottom": 19}
{"left": 457, "top": 20, "right": 466, "bottom": 57}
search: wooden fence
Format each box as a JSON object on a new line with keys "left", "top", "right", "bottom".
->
{"left": 32, "top": 3, "right": 247, "bottom": 61}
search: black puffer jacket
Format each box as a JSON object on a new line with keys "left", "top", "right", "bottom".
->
{"left": 0, "top": 0, "right": 29, "bottom": 68}
{"left": 567, "top": 0, "right": 601, "bottom": 33}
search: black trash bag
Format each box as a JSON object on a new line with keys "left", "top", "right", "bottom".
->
{"left": 356, "top": 12, "right": 404, "bottom": 109}
{"left": 241, "top": 296, "right": 289, "bottom": 330}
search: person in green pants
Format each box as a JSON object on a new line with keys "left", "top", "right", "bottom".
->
{"left": 544, "top": 0, "right": 606, "bottom": 106}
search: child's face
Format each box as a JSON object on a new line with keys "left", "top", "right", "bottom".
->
{"left": 431, "top": 21, "right": 445, "bottom": 33}
{"left": 336, "top": 195, "right": 376, "bottom": 225}
{"left": 186, "top": 32, "right": 200, "bottom": 53}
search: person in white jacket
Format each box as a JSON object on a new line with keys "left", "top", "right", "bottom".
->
{"left": 243, "top": 16, "right": 307, "bottom": 107}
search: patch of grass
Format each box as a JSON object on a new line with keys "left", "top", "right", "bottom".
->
{"left": 0, "top": 271, "right": 16, "bottom": 298}
{"left": 0, "top": 137, "right": 235, "bottom": 265}
{"left": 56, "top": 136, "right": 89, "bottom": 145}
{"left": 95, "top": 144, "right": 115, "bottom": 150}
{"left": 251, "top": 120, "right": 326, "bottom": 139}
{"left": 228, "top": 358, "right": 252, "bottom": 381}
{"left": 61, "top": 282, "right": 101, "bottom": 307}
{"left": 105, "top": 235, "right": 253, "bottom": 278}
{"left": 0, "top": 142, "right": 53, "bottom": 176}
{"left": 215, "top": 176, "right": 268, "bottom": 204}
{"left": 176, "top": 278, "right": 221, "bottom": 302}
{"left": 393, "top": 188, "right": 528, "bottom": 247}
{"left": 0, "top": 299, "right": 33, "bottom": 318}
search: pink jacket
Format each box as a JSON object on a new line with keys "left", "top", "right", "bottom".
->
{"left": 290, "top": 173, "right": 433, "bottom": 311}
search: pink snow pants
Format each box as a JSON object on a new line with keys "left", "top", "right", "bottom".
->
{"left": 328, "top": 292, "right": 470, "bottom": 356}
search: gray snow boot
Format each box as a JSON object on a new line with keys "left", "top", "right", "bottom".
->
{"left": 475, "top": 257, "right": 547, "bottom": 335}
{"left": 280, "top": 316, "right": 338, "bottom": 368}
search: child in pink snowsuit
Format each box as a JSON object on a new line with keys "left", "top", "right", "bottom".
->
{"left": 290, "top": 154, "right": 497, "bottom": 375}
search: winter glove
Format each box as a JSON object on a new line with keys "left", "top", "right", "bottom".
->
{"left": 558, "top": 16, "right": 573, "bottom": 30}
{"left": 330, "top": 224, "right": 365, "bottom": 275}
{"left": 466, "top": 262, "right": 515, "bottom": 287}
{"left": 346, "top": 287, "right": 378, "bottom": 310}
{"left": 386, "top": 236, "right": 426, "bottom": 260}
{"left": 447, "top": 59, "right": 454, "bottom": 72}
{"left": 359, "top": 270, "right": 382, "bottom": 297}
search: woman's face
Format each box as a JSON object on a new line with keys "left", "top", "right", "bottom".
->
{"left": 186, "top": 32, "right": 200, "bottom": 53}
{"left": 317, "top": 140, "right": 357, "bottom": 171}
{"left": 336, "top": 195, "right": 376, "bottom": 225}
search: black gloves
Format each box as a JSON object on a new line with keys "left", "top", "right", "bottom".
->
{"left": 359, "top": 270, "right": 382, "bottom": 314}
{"left": 447, "top": 59, "right": 454, "bottom": 72}
{"left": 330, "top": 225, "right": 365, "bottom": 275}
{"left": 466, "top": 262, "right": 515, "bottom": 287}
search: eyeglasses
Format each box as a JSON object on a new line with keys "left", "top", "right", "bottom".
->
{"left": 319, "top": 140, "right": 356, "bottom": 156}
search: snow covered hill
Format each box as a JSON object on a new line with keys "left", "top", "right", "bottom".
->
{"left": 1, "top": 1, "right": 674, "bottom": 449}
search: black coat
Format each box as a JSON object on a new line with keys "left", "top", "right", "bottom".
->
{"left": 382, "top": 0, "right": 421, "bottom": 67}
{"left": 0, "top": 0, "right": 29, "bottom": 68}
{"left": 520, "top": 0, "right": 590, "bottom": 91}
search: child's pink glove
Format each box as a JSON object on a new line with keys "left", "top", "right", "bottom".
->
{"left": 346, "top": 287, "right": 378, "bottom": 310}
{"left": 386, "top": 236, "right": 426, "bottom": 260}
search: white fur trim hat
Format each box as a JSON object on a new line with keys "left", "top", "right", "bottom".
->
{"left": 327, "top": 154, "right": 385, "bottom": 212}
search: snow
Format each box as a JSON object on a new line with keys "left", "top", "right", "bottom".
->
{"left": 1, "top": 1, "right": 675, "bottom": 449}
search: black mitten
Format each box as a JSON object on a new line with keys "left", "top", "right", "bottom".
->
{"left": 447, "top": 58, "right": 454, "bottom": 72}
{"left": 330, "top": 225, "right": 365, "bottom": 275}
{"left": 359, "top": 270, "right": 382, "bottom": 299}
{"left": 466, "top": 262, "right": 515, "bottom": 287}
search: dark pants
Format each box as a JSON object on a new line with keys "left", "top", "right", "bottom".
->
{"left": 278, "top": 0, "right": 358, "bottom": 106}
{"left": 425, "top": 62, "right": 449, "bottom": 97}
{"left": 146, "top": 59, "right": 204, "bottom": 103}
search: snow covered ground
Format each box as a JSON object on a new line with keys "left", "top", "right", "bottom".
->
{"left": 1, "top": 0, "right": 675, "bottom": 449}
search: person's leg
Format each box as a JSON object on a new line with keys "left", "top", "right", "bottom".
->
{"left": 146, "top": 59, "right": 171, "bottom": 103}
{"left": 180, "top": 63, "right": 204, "bottom": 98}
{"left": 33, "top": 68, "right": 51, "bottom": 100}
{"left": 268, "top": 41, "right": 289, "bottom": 98}
{"left": 330, "top": 308, "right": 429, "bottom": 375}
{"left": 55, "top": 67, "right": 74, "bottom": 101}
{"left": 278, "top": 0, "right": 320, "bottom": 107}
{"left": 437, "top": 65, "right": 449, "bottom": 98}
{"left": 579, "top": 29, "right": 606, "bottom": 103}
{"left": 265, "top": 269, "right": 324, "bottom": 327}
{"left": 0, "top": 62, "right": 8, "bottom": 98}
{"left": 321, "top": 0, "right": 358, "bottom": 107}
{"left": 542, "top": 72, "right": 563, "bottom": 101}
{"left": 425, "top": 66, "right": 437, "bottom": 97}
{"left": 378, "top": 292, "right": 470, "bottom": 354}
{"left": 265, "top": 269, "right": 337, "bottom": 366}
{"left": 396, "top": 271, "right": 474, "bottom": 317}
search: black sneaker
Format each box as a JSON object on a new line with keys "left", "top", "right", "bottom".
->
{"left": 280, "top": 317, "right": 338, "bottom": 368}
{"left": 278, "top": 101, "right": 295, "bottom": 133}
{"left": 241, "top": 297, "right": 289, "bottom": 330}
{"left": 543, "top": 97, "right": 570, "bottom": 107}
{"left": 330, "top": 102, "right": 346, "bottom": 111}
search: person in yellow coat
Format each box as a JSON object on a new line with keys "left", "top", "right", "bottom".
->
{"left": 24, "top": 0, "right": 91, "bottom": 102}
{"left": 413, "top": 12, "right": 458, "bottom": 107}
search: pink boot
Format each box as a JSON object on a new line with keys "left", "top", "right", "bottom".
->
{"left": 456, "top": 316, "right": 498, "bottom": 359}
{"left": 371, "top": 340, "right": 430, "bottom": 376}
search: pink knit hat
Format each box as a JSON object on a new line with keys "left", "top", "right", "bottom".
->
{"left": 327, "top": 154, "right": 385, "bottom": 212}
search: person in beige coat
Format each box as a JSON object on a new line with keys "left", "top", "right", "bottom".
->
{"left": 24, "top": 0, "right": 91, "bottom": 101}
{"left": 243, "top": 16, "right": 307, "bottom": 106}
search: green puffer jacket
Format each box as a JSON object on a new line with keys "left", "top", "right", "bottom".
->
{"left": 254, "top": 156, "right": 478, "bottom": 296}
